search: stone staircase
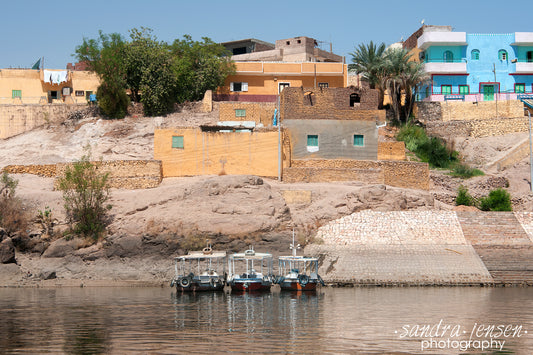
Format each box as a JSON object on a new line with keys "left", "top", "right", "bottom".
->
{"left": 457, "top": 212, "right": 533, "bottom": 285}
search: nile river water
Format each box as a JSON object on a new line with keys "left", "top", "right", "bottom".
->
{"left": 1, "top": 287, "right": 532, "bottom": 354}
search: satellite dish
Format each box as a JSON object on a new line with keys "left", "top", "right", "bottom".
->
{"left": 421, "top": 19, "right": 425, "bottom": 25}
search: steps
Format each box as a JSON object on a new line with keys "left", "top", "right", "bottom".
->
{"left": 457, "top": 212, "right": 533, "bottom": 285}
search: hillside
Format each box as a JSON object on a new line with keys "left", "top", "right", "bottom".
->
{"left": 1, "top": 107, "right": 532, "bottom": 285}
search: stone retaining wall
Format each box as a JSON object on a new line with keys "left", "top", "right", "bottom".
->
{"left": 2, "top": 160, "right": 162, "bottom": 189}
{"left": 0, "top": 104, "right": 86, "bottom": 139}
{"left": 416, "top": 100, "right": 525, "bottom": 123}
{"left": 284, "top": 159, "right": 429, "bottom": 190}
{"left": 426, "top": 117, "right": 529, "bottom": 138}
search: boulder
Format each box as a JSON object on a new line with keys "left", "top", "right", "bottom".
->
{"left": 42, "top": 238, "right": 82, "bottom": 258}
{"left": 0, "top": 238, "right": 16, "bottom": 264}
{"left": 39, "top": 270, "right": 57, "bottom": 280}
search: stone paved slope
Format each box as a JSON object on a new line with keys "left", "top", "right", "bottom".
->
{"left": 307, "top": 211, "right": 493, "bottom": 285}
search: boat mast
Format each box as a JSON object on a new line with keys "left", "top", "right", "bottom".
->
{"left": 290, "top": 227, "right": 301, "bottom": 257}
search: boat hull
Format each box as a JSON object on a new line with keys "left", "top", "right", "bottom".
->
{"left": 230, "top": 280, "right": 272, "bottom": 293}
{"left": 279, "top": 280, "right": 318, "bottom": 291}
{"left": 175, "top": 282, "right": 225, "bottom": 292}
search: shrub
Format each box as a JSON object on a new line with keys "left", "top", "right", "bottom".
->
{"left": 57, "top": 154, "right": 112, "bottom": 241}
{"left": 455, "top": 185, "right": 474, "bottom": 206}
{"left": 0, "top": 172, "right": 30, "bottom": 236}
{"left": 479, "top": 188, "right": 512, "bottom": 211}
{"left": 451, "top": 164, "right": 485, "bottom": 179}
{"left": 397, "top": 125, "right": 456, "bottom": 168}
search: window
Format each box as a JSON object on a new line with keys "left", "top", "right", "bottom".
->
{"left": 443, "top": 51, "right": 453, "bottom": 63}
{"left": 471, "top": 49, "right": 480, "bottom": 61}
{"left": 235, "top": 109, "right": 246, "bottom": 117}
{"left": 297, "top": 39, "right": 301, "bottom": 44}
{"left": 232, "top": 47, "right": 247, "bottom": 55}
{"left": 85, "top": 91, "right": 93, "bottom": 100}
{"left": 498, "top": 50, "right": 508, "bottom": 61}
{"left": 318, "top": 82, "right": 329, "bottom": 89}
{"left": 350, "top": 93, "right": 361, "bottom": 106}
{"left": 527, "top": 51, "right": 533, "bottom": 63}
{"left": 12, "top": 90, "right": 21, "bottom": 98}
{"left": 286, "top": 41, "right": 290, "bottom": 45}
{"left": 353, "top": 134, "right": 364, "bottom": 147}
{"left": 459, "top": 85, "right": 470, "bottom": 95}
{"left": 172, "top": 136, "right": 184, "bottom": 149}
{"left": 425, "top": 87, "right": 430, "bottom": 98}
{"left": 442, "top": 85, "right": 452, "bottom": 95}
{"left": 75, "top": 90, "right": 84, "bottom": 97}
{"left": 50, "top": 91, "right": 59, "bottom": 100}
{"left": 515, "top": 83, "right": 525, "bottom": 93}
{"left": 307, "top": 135, "right": 318, "bottom": 147}
{"left": 230, "top": 82, "right": 248, "bottom": 92}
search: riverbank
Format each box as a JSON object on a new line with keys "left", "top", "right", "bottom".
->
{"left": 3, "top": 209, "right": 533, "bottom": 288}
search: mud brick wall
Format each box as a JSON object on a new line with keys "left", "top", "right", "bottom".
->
{"left": 218, "top": 102, "right": 276, "bottom": 126}
{"left": 0, "top": 104, "right": 86, "bottom": 139}
{"left": 377, "top": 142, "right": 406, "bottom": 161}
{"left": 285, "top": 159, "right": 429, "bottom": 190}
{"left": 3, "top": 160, "right": 162, "bottom": 189}
{"left": 280, "top": 87, "right": 384, "bottom": 121}
{"left": 427, "top": 117, "right": 529, "bottom": 138}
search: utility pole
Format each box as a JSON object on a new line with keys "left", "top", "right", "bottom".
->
{"left": 493, "top": 63, "right": 498, "bottom": 118}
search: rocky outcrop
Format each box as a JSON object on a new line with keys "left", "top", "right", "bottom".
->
{"left": 0, "top": 237, "right": 16, "bottom": 264}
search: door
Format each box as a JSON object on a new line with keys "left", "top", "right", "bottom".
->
{"left": 278, "top": 83, "right": 290, "bottom": 93}
{"left": 483, "top": 85, "right": 494, "bottom": 101}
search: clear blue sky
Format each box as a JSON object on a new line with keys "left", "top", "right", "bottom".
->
{"left": 1, "top": 0, "right": 532, "bottom": 69}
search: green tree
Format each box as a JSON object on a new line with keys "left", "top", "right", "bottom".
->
{"left": 58, "top": 154, "right": 111, "bottom": 241}
{"left": 74, "top": 31, "right": 129, "bottom": 118}
{"left": 171, "top": 35, "right": 235, "bottom": 103}
{"left": 75, "top": 29, "right": 234, "bottom": 117}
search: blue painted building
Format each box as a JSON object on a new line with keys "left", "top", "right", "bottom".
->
{"left": 414, "top": 29, "right": 533, "bottom": 102}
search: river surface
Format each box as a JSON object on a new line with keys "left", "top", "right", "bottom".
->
{"left": 0, "top": 287, "right": 532, "bottom": 354}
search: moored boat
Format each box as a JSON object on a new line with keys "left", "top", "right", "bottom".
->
{"left": 276, "top": 233, "right": 324, "bottom": 291}
{"left": 171, "top": 246, "right": 226, "bottom": 292}
{"left": 227, "top": 247, "right": 274, "bottom": 293}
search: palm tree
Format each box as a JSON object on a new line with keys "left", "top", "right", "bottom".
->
{"left": 401, "top": 60, "right": 430, "bottom": 121}
{"left": 383, "top": 48, "right": 430, "bottom": 121}
{"left": 383, "top": 48, "right": 409, "bottom": 121}
{"left": 350, "top": 41, "right": 387, "bottom": 108}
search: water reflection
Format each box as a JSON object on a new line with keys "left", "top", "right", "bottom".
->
{"left": 0, "top": 287, "right": 532, "bottom": 353}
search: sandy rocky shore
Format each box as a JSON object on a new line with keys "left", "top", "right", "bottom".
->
{"left": 1, "top": 107, "right": 532, "bottom": 287}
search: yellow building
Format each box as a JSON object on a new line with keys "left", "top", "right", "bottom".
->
{"left": 0, "top": 68, "right": 99, "bottom": 105}
{"left": 216, "top": 37, "right": 348, "bottom": 102}
{"left": 154, "top": 127, "right": 280, "bottom": 178}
